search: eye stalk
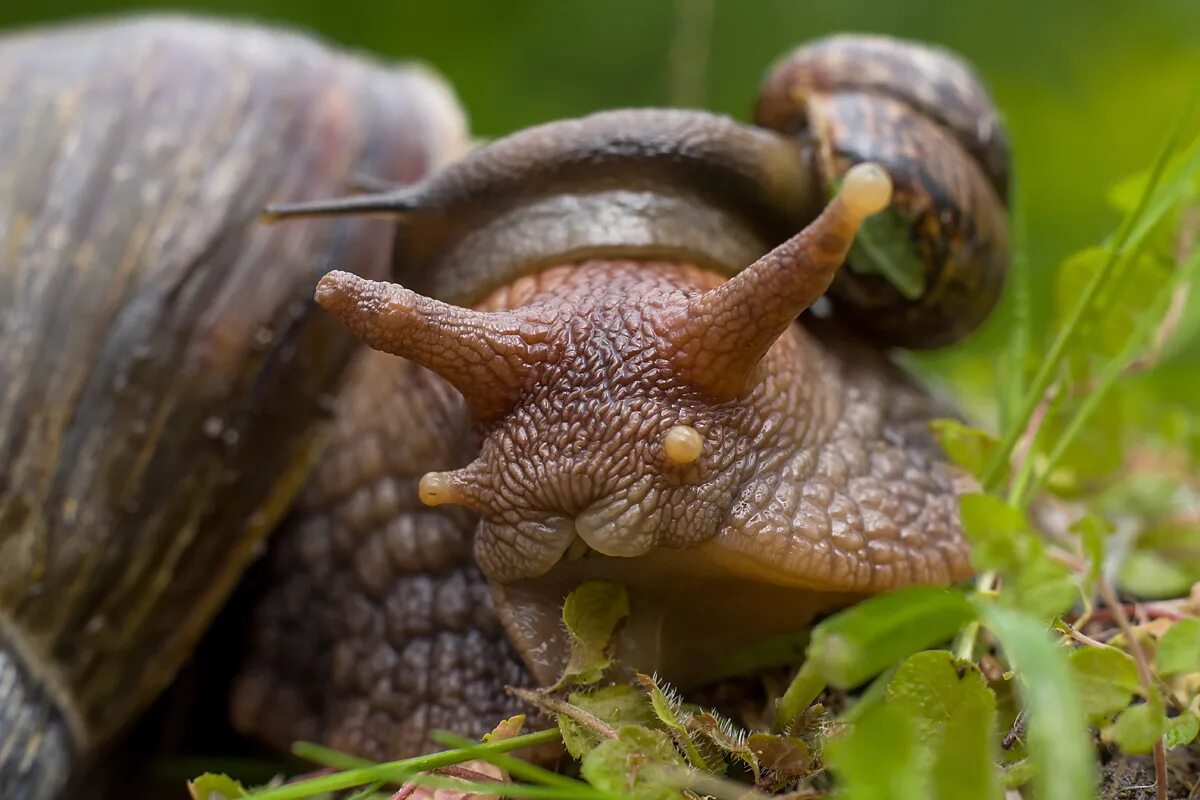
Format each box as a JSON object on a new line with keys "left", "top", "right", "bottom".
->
{"left": 418, "top": 471, "right": 464, "bottom": 507}
{"left": 663, "top": 424, "right": 705, "bottom": 466}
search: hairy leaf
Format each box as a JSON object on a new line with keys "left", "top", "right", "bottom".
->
{"left": 580, "top": 726, "right": 683, "bottom": 800}
{"left": 556, "top": 581, "right": 630, "bottom": 688}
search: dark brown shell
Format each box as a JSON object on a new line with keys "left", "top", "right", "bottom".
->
{"left": 0, "top": 14, "right": 464, "bottom": 790}
{"left": 756, "top": 34, "right": 1011, "bottom": 348}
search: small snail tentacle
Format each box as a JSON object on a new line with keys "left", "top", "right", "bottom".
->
{"left": 315, "top": 270, "right": 553, "bottom": 420}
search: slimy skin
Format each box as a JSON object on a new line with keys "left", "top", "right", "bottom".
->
{"left": 237, "top": 35, "right": 1008, "bottom": 764}
{"left": 305, "top": 167, "right": 971, "bottom": 687}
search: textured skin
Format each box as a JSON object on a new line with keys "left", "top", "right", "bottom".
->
{"left": 310, "top": 254, "right": 971, "bottom": 699}
{"left": 755, "top": 34, "right": 1010, "bottom": 348}
{"left": 232, "top": 352, "right": 533, "bottom": 759}
{"left": 0, "top": 15, "right": 465, "bottom": 795}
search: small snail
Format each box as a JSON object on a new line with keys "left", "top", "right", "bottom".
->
{"left": 0, "top": 16, "right": 1009, "bottom": 798}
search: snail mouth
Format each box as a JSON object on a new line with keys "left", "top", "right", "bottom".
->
{"left": 490, "top": 541, "right": 866, "bottom": 688}
{"left": 571, "top": 503, "right": 657, "bottom": 559}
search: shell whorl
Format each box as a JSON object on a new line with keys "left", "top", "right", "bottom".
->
{"left": 267, "top": 108, "right": 827, "bottom": 305}
{"left": 755, "top": 34, "right": 1011, "bottom": 348}
{"left": 0, "top": 628, "right": 76, "bottom": 800}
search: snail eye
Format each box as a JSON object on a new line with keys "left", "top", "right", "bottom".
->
{"left": 663, "top": 425, "right": 704, "bottom": 466}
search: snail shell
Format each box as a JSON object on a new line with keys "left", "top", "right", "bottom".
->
{"left": 0, "top": 16, "right": 465, "bottom": 797}
{"left": 756, "top": 34, "right": 1011, "bottom": 348}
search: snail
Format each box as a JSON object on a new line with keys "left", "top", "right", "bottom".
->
{"left": 0, "top": 16, "right": 1009, "bottom": 799}
{"left": 0, "top": 16, "right": 466, "bottom": 799}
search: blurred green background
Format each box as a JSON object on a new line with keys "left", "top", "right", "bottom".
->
{"left": 3, "top": 0, "right": 1199, "bottom": 380}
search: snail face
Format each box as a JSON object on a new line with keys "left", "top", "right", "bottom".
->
{"left": 423, "top": 266, "right": 764, "bottom": 582}
{"left": 316, "top": 164, "right": 897, "bottom": 584}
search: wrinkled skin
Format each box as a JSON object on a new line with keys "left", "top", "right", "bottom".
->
{"left": 238, "top": 250, "right": 972, "bottom": 752}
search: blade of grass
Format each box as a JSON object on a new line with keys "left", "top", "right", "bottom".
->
{"left": 406, "top": 773, "right": 629, "bottom": 800}
{"left": 1002, "top": 157, "right": 1032, "bottom": 433}
{"left": 979, "top": 603, "right": 1094, "bottom": 800}
{"left": 1022, "top": 244, "right": 1200, "bottom": 501}
{"left": 982, "top": 93, "right": 1200, "bottom": 491}
{"left": 429, "top": 730, "right": 595, "bottom": 793}
{"left": 246, "top": 729, "right": 562, "bottom": 800}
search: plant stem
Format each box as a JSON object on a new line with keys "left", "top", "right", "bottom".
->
{"left": 250, "top": 729, "right": 562, "bottom": 799}
{"left": 1096, "top": 580, "right": 1168, "bottom": 800}
{"left": 773, "top": 660, "right": 825, "bottom": 733}
{"left": 982, "top": 113, "right": 1197, "bottom": 491}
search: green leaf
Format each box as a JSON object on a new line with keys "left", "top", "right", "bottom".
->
{"left": 556, "top": 581, "right": 630, "bottom": 688}
{"left": 1071, "top": 514, "right": 1112, "bottom": 591}
{"left": 1155, "top": 618, "right": 1200, "bottom": 675}
{"left": 1165, "top": 710, "right": 1200, "bottom": 749}
{"left": 579, "top": 726, "right": 684, "bottom": 800}
{"left": 636, "top": 673, "right": 714, "bottom": 772}
{"left": 958, "top": 493, "right": 1029, "bottom": 572}
{"left": 1068, "top": 646, "right": 1141, "bottom": 719}
{"left": 1117, "top": 550, "right": 1197, "bottom": 599}
{"left": 847, "top": 203, "right": 928, "bottom": 300}
{"left": 825, "top": 702, "right": 925, "bottom": 800}
{"left": 805, "top": 586, "right": 975, "bottom": 691}
{"left": 884, "top": 651, "right": 1002, "bottom": 800}
{"left": 959, "top": 494, "right": 1078, "bottom": 619}
{"left": 1104, "top": 694, "right": 1166, "bottom": 755}
{"left": 979, "top": 603, "right": 1095, "bottom": 800}
{"left": 930, "top": 420, "right": 999, "bottom": 481}
{"left": 1053, "top": 248, "right": 1174, "bottom": 377}
{"left": 187, "top": 774, "right": 248, "bottom": 800}
{"left": 559, "top": 685, "right": 655, "bottom": 759}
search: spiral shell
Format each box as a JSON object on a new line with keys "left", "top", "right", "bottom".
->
{"left": 0, "top": 16, "right": 465, "bottom": 797}
{"left": 756, "top": 34, "right": 1011, "bottom": 348}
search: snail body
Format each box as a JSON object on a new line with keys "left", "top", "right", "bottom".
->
{"left": 0, "top": 17, "right": 1009, "bottom": 795}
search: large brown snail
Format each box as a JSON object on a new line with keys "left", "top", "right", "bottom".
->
{"left": 0, "top": 16, "right": 1008, "bottom": 798}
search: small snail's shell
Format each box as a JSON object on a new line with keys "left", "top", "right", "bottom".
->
{"left": 0, "top": 16, "right": 465, "bottom": 796}
{"left": 756, "top": 34, "right": 1011, "bottom": 348}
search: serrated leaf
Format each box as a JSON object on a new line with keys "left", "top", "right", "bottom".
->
{"left": 979, "top": 603, "right": 1095, "bottom": 800}
{"left": 1104, "top": 694, "right": 1165, "bottom": 755}
{"left": 635, "top": 674, "right": 714, "bottom": 772}
{"left": 580, "top": 726, "right": 684, "bottom": 800}
{"left": 1155, "top": 618, "right": 1200, "bottom": 675}
{"left": 1165, "top": 710, "right": 1200, "bottom": 749}
{"left": 930, "top": 420, "right": 998, "bottom": 481}
{"left": 692, "top": 712, "right": 760, "bottom": 782}
{"left": 884, "top": 650, "right": 1002, "bottom": 800}
{"left": 483, "top": 714, "right": 525, "bottom": 743}
{"left": 555, "top": 581, "right": 630, "bottom": 688}
{"left": 559, "top": 684, "right": 656, "bottom": 759}
{"left": 187, "top": 774, "right": 248, "bottom": 800}
{"left": 1068, "top": 646, "right": 1141, "bottom": 719}
{"left": 805, "top": 586, "right": 975, "bottom": 690}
